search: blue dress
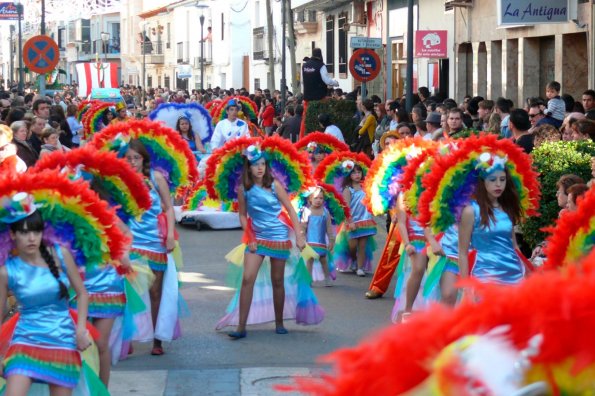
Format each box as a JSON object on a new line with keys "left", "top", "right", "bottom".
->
{"left": 469, "top": 200, "right": 524, "bottom": 284}
{"left": 304, "top": 208, "right": 330, "bottom": 257}
{"left": 347, "top": 187, "right": 376, "bottom": 239}
{"left": 79, "top": 265, "right": 125, "bottom": 318}
{"left": 182, "top": 134, "right": 197, "bottom": 151}
{"left": 441, "top": 224, "right": 460, "bottom": 274}
{"left": 128, "top": 170, "right": 168, "bottom": 271}
{"left": 245, "top": 182, "right": 291, "bottom": 259}
{"left": 3, "top": 249, "right": 81, "bottom": 388}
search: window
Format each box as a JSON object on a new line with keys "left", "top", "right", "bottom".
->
{"left": 57, "top": 27, "right": 66, "bottom": 49}
{"left": 325, "top": 16, "right": 335, "bottom": 74}
{"left": 147, "top": 75, "right": 152, "bottom": 88}
{"left": 221, "top": 13, "right": 225, "bottom": 41}
{"left": 254, "top": 78, "right": 260, "bottom": 90}
{"left": 164, "top": 75, "right": 170, "bottom": 89}
{"left": 338, "top": 13, "right": 347, "bottom": 74}
{"left": 81, "top": 19, "right": 91, "bottom": 43}
{"left": 166, "top": 23, "right": 171, "bottom": 49}
{"left": 253, "top": 27, "right": 264, "bottom": 60}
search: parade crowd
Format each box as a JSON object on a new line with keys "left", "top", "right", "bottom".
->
{"left": 1, "top": 49, "right": 595, "bottom": 394}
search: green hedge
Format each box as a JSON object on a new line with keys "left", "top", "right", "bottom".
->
{"left": 304, "top": 99, "right": 359, "bottom": 144}
{"left": 520, "top": 140, "right": 595, "bottom": 248}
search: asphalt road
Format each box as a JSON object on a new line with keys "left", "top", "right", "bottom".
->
{"left": 113, "top": 220, "right": 394, "bottom": 372}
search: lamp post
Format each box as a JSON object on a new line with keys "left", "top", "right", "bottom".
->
{"left": 9, "top": 25, "right": 14, "bottom": 89}
{"left": 141, "top": 23, "right": 147, "bottom": 110}
{"left": 100, "top": 32, "right": 110, "bottom": 62}
{"left": 194, "top": 3, "right": 208, "bottom": 90}
{"left": 15, "top": 0, "right": 23, "bottom": 93}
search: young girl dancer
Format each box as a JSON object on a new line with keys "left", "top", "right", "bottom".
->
{"left": 229, "top": 145, "right": 305, "bottom": 338}
{"left": 301, "top": 186, "right": 335, "bottom": 286}
{"left": 0, "top": 198, "right": 91, "bottom": 395}
{"left": 125, "top": 140, "right": 176, "bottom": 355}
{"left": 342, "top": 162, "right": 377, "bottom": 276}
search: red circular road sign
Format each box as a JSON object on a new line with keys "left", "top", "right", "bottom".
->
{"left": 23, "top": 35, "right": 60, "bottom": 74}
{"left": 349, "top": 49, "right": 381, "bottom": 82}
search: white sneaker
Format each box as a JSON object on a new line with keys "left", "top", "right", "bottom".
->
{"left": 356, "top": 269, "right": 365, "bottom": 277}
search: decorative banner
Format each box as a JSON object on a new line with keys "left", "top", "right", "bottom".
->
{"left": 177, "top": 64, "right": 192, "bottom": 79}
{"left": 0, "top": 2, "right": 20, "bottom": 20}
{"left": 499, "top": 0, "right": 569, "bottom": 25}
{"left": 415, "top": 30, "right": 447, "bottom": 58}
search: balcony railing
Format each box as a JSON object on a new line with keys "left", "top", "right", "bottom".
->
{"left": 92, "top": 38, "right": 120, "bottom": 55}
{"left": 142, "top": 40, "right": 164, "bottom": 64}
{"left": 194, "top": 41, "right": 212, "bottom": 66}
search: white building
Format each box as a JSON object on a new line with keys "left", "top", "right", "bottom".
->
{"left": 121, "top": 0, "right": 278, "bottom": 92}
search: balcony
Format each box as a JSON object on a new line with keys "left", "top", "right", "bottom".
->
{"left": 92, "top": 38, "right": 120, "bottom": 57}
{"left": 294, "top": 9, "right": 318, "bottom": 34}
{"left": 142, "top": 40, "right": 164, "bottom": 64}
{"left": 194, "top": 41, "right": 212, "bottom": 66}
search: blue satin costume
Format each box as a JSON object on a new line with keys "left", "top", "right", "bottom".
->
{"left": 128, "top": 170, "right": 168, "bottom": 271}
{"left": 80, "top": 265, "right": 125, "bottom": 318}
{"left": 3, "top": 248, "right": 81, "bottom": 387}
{"left": 441, "top": 224, "right": 460, "bottom": 274}
{"left": 347, "top": 187, "right": 376, "bottom": 238}
{"left": 469, "top": 200, "right": 524, "bottom": 284}
{"left": 245, "top": 182, "right": 291, "bottom": 259}
{"left": 182, "top": 135, "right": 197, "bottom": 151}
{"left": 304, "top": 208, "right": 330, "bottom": 257}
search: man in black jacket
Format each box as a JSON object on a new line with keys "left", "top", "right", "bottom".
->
{"left": 301, "top": 48, "right": 339, "bottom": 137}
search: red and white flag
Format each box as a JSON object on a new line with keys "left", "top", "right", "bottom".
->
{"left": 75, "top": 62, "right": 119, "bottom": 97}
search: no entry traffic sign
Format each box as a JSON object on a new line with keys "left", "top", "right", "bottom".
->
{"left": 349, "top": 49, "right": 381, "bottom": 83}
{"left": 23, "top": 35, "right": 60, "bottom": 74}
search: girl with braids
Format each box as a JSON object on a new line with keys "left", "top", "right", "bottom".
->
{"left": 0, "top": 193, "right": 91, "bottom": 395}
{"left": 125, "top": 139, "right": 176, "bottom": 356}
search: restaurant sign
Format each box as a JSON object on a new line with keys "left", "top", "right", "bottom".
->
{"left": 499, "top": 0, "right": 570, "bottom": 25}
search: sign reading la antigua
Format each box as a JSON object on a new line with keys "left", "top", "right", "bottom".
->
{"left": 499, "top": 0, "right": 569, "bottom": 25}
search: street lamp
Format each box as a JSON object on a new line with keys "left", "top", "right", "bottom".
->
{"left": 100, "top": 32, "right": 110, "bottom": 62}
{"left": 9, "top": 25, "right": 14, "bottom": 89}
{"left": 15, "top": 0, "right": 23, "bottom": 93}
{"left": 141, "top": 22, "right": 147, "bottom": 110}
{"left": 193, "top": 3, "right": 208, "bottom": 90}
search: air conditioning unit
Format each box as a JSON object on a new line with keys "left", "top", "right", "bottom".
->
{"left": 350, "top": 0, "right": 367, "bottom": 25}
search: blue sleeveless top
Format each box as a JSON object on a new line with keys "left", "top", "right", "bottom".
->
{"left": 6, "top": 247, "right": 76, "bottom": 349}
{"left": 441, "top": 224, "right": 459, "bottom": 259}
{"left": 128, "top": 170, "right": 166, "bottom": 253}
{"left": 304, "top": 208, "right": 329, "bottom": 245}
{"left": 245, "top": 182, "right": 289, "bottom": 241}
{"left": 347, "top": 187, "right": 372, "bottom": 222}
{"left": 182, "top": 135, "right": 197, "bottom": 151}
{"left": 469, "top": 200, "right": 523, "bottom": 284}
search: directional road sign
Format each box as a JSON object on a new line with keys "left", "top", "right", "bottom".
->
{"left": 350, "top": 36, "right": 382, "bottom": 49}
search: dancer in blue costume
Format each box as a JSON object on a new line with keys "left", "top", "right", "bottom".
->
{"left": 339, "top": 163, "right": 377, "bottom": 276}
{"left": 176, "top": 116, "right": 206, "bottom": 154}
{"left": 459, "top": 154, "right": 525, "bottom": 291}
{"left": 125, "top": 140, "right": 176, "bottom": 356}
{"left": 227, "top": 145, "right": 305, "bottom": 339}
{"left": 0, "top": 196, "right": 92, "bottom": 395}
{"left": 301, "top": 186, "right": 335, "bottom": 286}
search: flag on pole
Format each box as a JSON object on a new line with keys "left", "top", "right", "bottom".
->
{"left": 75, "top": 62, "right": 119, "bottom": 97}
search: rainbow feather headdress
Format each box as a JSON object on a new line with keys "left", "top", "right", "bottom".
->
{"left": 183, "top": 180, "right": 238, "bottom": 212}
{"left": 205, "top": 135, "right": 313, "bottom": 202}
{"left": 212, "top": 96, "right": 258, "bottom": 124}
{"left": 81, "top": 101, "right": 115, "bottom": 141}
{"left": 401, "top": 142, "right": 457, "bottom": 218}
{"left": 76, "top": 100, "right": 92, "bottom": 122}
{"left": 543, "top": 185, "right": 595, "bottom": 269}
{"left": 286, "top": 249, "right": 595, "bottom": 395}
{"left": 89, "top": 119, "right": 199, "bottom": 196}
{"left": 0, "top": 170, "right": 129, "bottom": 270}
{"left": 363, "top": 138, "right": 438, "bottom": 216}
{"left": 417, "top": 134, "right": 540, "bottom": 233}
{"left": 314, "top": 152, "right": 372, "bottom": 193}
{"left": 32, "top": 148, "right": 152, "bottom": 224}
{"left": 294, "top": 183, "right": 352, "bottom": 225}
{"left": 295, "top": 132, "right": 350, "bottom": 155}
{"left": 205, "top": 99, "right": 222, "bottom": 117}
{"left": 149, "top": 102, "right": 214, "bottom": 144}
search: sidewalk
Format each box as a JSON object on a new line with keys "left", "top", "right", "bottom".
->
{"left": 109, "top": 367, "right": 317, "bottom": 396}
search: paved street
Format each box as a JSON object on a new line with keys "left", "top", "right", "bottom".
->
{"left": 109, "top": 220, "right": 393, "bottom": 395}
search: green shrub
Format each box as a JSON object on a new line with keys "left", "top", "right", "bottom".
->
{"left": 520, "top": 140, "right": 595, "bottom": 248}
{"left": 304, "top": 99, "right": 359, "bottom": 144}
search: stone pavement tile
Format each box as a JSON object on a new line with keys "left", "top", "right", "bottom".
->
{"left": 241, "top": 367, "right": 312, "bottom": 396}
{"left": 165, "top": 369, "right": 241, "bottom": 396}
{"left": 109, "top": 370, "right": 168, "bottom": 396}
